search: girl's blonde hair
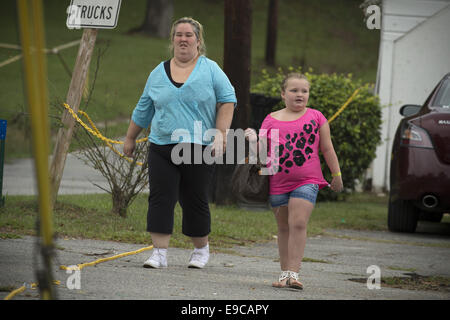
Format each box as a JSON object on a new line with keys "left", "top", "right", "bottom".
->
{"left": 169, "top": 17, "right": 206, "bottom": 56}
{"left": 281, "top": 73, "right": 310, "bottom": 92}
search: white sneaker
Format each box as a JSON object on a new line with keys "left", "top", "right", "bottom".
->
{"left": 143, "top": 248, "right": 168, "bottom": 269}
{"left": 188, "top": 244, "right": 210, "bottom": 269}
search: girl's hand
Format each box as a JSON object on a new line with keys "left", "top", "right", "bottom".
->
{"left": 330, "top": 175, "right": 343, "bottom": 192}
{"left": 244, "top": 128, "right": 257, "bottom": 142}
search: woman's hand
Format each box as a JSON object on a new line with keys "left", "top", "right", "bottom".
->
{"left": 123, "top": 137, "right": 136, "bottom": 158}
{"left": 214, "top": 103, "right": 234, "bottom": 157}
{"left": 244, "top": 128, "right": 257, "bottom": 142}
{"left": 211, "top": 132, "right": 226, "bottom": 157}
{"left": 123, "top": 120, "right": 143, "bottom": 158}
{"left": 330, "top": 175, "right": 343, "bottom": 192}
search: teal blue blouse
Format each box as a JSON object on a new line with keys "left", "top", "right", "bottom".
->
{"left": 132, "top": 55, "right": 237, "bottom": 145}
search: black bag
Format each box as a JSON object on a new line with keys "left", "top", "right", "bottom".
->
{"left": 231, "top": 160, "right": 269, "bottom": 205}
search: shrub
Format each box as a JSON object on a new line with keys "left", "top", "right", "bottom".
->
{"left": 252, "top": 67, "right": 382, "bottom": 201}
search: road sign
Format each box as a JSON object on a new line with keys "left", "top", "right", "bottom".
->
{"left": 0, "top": 119, "right": 6, "bottom": 207}
{"left": 0, "top": 120, "right": 6, "bottom": 140}
{"left": 67, "top": 0, "right": 121, "bottom": 29}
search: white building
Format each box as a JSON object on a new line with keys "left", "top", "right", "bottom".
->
{"left": 372, "top": 0, "right": 450, "bottom": 192}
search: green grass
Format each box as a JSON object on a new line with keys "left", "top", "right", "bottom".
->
{"left": 381, "top": 274, "right": 450, "bottom": 292}
{"left": 349, "top": 274, "right": 450, "bottom": 292}
{"left": 0, "top": 192, "right": 389, "bottom": 249}
{"left": 0, "top": 0, "right": 380, "bottom": 159}
{"left": 309, "top": 192, "right": 390, "bottom": 234}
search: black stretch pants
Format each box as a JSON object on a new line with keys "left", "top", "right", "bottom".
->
{"left": 146, "top": 143, "right": 215, "bottom": 237}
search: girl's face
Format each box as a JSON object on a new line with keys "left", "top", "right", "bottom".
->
{"left": 281, "top": 78, "right": 310, "bottom": 112}
{"left": 173, "top": 23, "right": 199, "bottom": 61}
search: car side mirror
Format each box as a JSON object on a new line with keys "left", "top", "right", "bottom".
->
{"left": 399, "top": 104, "right": 421, "bottom": 117}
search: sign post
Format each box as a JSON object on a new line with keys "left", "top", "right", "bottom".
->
{"left": 49, "top": 0, "right": 121, "bottom": 206}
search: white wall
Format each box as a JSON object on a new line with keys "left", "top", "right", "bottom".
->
{"left": 391, "top": 6, "right": 450, "bottom": 135}
{"left": 372, "top": 0, "right": 450, "bottom": 192}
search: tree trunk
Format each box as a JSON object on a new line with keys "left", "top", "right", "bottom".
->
{"left": 223, "top": 0, "right": 252, "bottom": 130}
{"left": 111, "top": 189, "right": 129, "bottom": 218}
{"left": 130, "top": 0, "right": 174, "bottom": 38}
{"left": 265, "top": 0, "right": 278, "bottom": 66}
{"left": 213, "top": 0, "right": 252, "bottom": 205}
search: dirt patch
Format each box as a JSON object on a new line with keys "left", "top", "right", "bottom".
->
{"left": 349, "top": 273, "right": 450, "bottom": 292}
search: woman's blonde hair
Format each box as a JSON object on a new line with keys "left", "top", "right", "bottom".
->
{"left": 169, "top": 17, "right": 206, "bottom": 56}
{"left": 281, "top": 72, "right": 310, "bottom": 91}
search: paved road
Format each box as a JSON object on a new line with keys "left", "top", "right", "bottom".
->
{"left": 2, "top": 157, "right": 450, "bottom": 302}
{"left": 1, "top": 224, "right": 449, "bottom": 301}
{"left": 3, "top": 153, "right": 148, "bottom": 195}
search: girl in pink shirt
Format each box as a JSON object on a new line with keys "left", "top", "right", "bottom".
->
{"left": 245, "top": 73, "right": 343, "bottom": 290}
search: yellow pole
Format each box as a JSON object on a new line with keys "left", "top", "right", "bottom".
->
{"left": 17, "top": 0, "right": 54, "bottom": 300}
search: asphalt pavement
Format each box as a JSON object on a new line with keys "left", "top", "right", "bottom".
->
{"left": 1, "top": 156, "right": 450, "bottom": 301}
{"left": 3, "top": 153, "right": 113, "bottom": 195}
{"left": 1, "top": 225, "right": 450, "bottom": 301}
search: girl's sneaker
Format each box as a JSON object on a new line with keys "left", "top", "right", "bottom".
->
{"left": 143, "top": 248, "right": 168, "bottom": 269}
{"left": 188, "top": 244, "right": 209, "bottom": 269}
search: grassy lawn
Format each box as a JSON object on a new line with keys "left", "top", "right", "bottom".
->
{"left": 0, "top": 192, "right": 389, "bottom": 249}
{"left": 0, "top": 0, "right": 380, "bottom": 159}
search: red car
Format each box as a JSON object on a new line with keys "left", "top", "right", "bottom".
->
{"left": 388, "top": 73, "right": 450, "bottom": 233}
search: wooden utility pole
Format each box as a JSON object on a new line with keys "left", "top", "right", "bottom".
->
{"left": 214, "top": 0, "right": 252, "bottom": 205}
{"left": 265, "top": 0, "right": 278, "bottom": 66}
{"left": 49, "top": 28, "right": 97, "bottom": 206}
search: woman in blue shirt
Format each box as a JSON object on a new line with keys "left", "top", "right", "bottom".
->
{"left": 124, "top": 17, "right": 236, "bottom": 269}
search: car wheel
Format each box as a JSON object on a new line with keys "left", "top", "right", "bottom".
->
{"left": 388, "top": 195, "right": 419, "bottom": 233}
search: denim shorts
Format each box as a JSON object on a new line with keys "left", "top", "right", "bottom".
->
{"left": 269, "top": 184, "right": 319, "bottom": 207}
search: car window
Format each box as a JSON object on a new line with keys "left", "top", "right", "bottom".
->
{"left": 431, "top": 78, "right": 450, "bottom": 109}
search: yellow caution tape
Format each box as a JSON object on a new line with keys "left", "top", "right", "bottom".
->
{"left": 59, "top": 245, "right": 153, "bottom": 271}
{"left": 4, "top": 280, "right": 60, "bottom": 300}
{"left": 4, "top": 286, "right": 26, "bottom": 300}
{"left": 63, "top": 102, "right": 147, "bottom": 166}
{"left": 328, "top": 88, "right": 360, "bottom": 124}
{"left": 4, "top": 245, "right": 153, "bottom": 300}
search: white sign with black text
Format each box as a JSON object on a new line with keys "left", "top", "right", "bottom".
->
{"left": 66, "top": 0, "right": 121, "bottom": 29}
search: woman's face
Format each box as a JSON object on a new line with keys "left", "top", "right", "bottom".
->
{"left": 173, "top": 23, "right": 199, "bottom": 61}
{"left": 281, "top": 78, "right": 310, "bottom": 112}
